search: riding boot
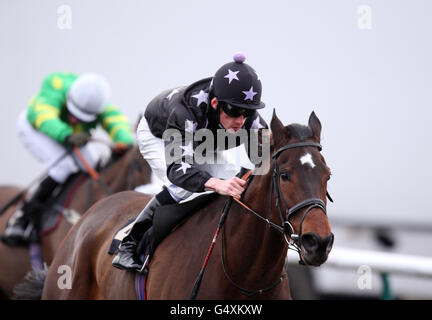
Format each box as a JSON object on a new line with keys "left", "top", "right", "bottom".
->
{"left": 1, "top": 176, "right": 59, "bottom": 246}
{"left": 111, "top": 196, "right": 161, "bottom": 271}
{"left": 112, "top": 188, "right": 176, "bottom": 271}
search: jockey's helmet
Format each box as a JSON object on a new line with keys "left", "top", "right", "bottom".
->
{"left": 211, "top": 53, "right": 265, "bottom": 110}
{"left": 66, "top": 73, "right": 111, "bottom": 122}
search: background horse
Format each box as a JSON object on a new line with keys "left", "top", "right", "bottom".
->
{"left": 41, "top": 111, "right": 334, "bottom": 299}
{"left": 0, "top": 145, "right": 151, "bottom": 299}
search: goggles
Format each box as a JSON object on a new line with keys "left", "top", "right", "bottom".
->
{"left": 220, "top": 102, "right": 255, "bottom": 118}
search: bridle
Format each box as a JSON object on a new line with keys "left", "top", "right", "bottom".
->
{"left": 272, "top": 142, "right": 330, "bottom": 253}
{"left": 231, "top": 141, "right": 331, "bottom": 262}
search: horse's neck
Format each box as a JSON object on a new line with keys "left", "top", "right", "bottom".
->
{"left": 223, "top": 169, "right": 288, "bottom": 284}
{"left": 98, "top": 153, "right": 133, "bottom": 192}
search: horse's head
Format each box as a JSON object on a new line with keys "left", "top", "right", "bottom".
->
{"left": 270, "top": 110, "right": 333, "bottom": 266}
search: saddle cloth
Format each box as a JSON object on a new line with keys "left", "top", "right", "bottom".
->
{"left": 108, "top": 192, "right": 218, "bottom": 255}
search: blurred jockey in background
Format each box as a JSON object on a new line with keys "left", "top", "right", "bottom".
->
{"left": 1, "top": 72, "right": 134, "bottom": 246}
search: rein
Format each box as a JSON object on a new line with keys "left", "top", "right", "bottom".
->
{"left": 73, "top": 147, "right": 114, "bottom": 196}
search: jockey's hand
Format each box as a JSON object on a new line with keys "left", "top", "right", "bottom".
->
{"left": 65, "top": 132, "right": 90, "bottom": 148}
{"left": 204, "top": 177, "right": 246, "bottom": 199}
{"left": 111, "top": 142, "right": 130, "bottom": 155}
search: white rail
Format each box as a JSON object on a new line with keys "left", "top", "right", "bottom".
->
{"left": 287, "top": 246, "right": 432, "bottom": 279}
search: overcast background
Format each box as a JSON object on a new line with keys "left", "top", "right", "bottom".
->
{"left": 1, "top": 0, "right": 431, "bottom": 298}
{"left": 2, "top": 0, "right": 431, "bottom": 225}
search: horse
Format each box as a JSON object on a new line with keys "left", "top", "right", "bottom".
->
{"left": 0, "top": 145, "right": 151, "bottom": 299}
{"left": 40, "top": 111, "right": 334, "bottom": 299}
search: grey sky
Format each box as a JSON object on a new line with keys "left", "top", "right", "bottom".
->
{"left": 1, "top": 0, "right": 431, "bottom": 225}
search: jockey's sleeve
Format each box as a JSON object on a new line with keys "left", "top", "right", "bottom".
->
{"left": 27, "top": 72, "right": 78, "bottom": 143}
{"left": 164, "top": 104, "right": 212, "bottom": 193}
{"left": 99, "top": 105, "right": 134, "bottom": 145}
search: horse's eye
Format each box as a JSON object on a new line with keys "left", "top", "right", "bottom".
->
{"left": 280, "top": 171, "right": 291, "bottom": 181}
{"left": 327, "top": 174, "right": 332, "bottom": 181}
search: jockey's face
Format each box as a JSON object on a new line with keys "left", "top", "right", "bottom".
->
{"left": 67, "top": 110, "right": 83, "bottom": 125}
{"left": 211, "top": 98, "right": 246, "bottom": 134}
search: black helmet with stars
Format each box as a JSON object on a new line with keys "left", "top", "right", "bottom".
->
{"left": 211, "top": 53, "right": 265, "bottom": 110}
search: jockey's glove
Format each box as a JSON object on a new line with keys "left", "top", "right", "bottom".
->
{"left": 111, "top": 142, "right": 131, "bottom": 155}
{"left": 65, "top": 132, "right": 90, "bottom": 148}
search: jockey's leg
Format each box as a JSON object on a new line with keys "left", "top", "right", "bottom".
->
{"left": 1, "top": 176, "right": 59, "bottom": 246}
{"left": 112, "top": 116, "right": 195, "bottom": 271}
{"left": 112, "top": 188, "right": 176, "bottom": 271}
{"left": 15, "top": 110, "right": 100, "bottom": 183}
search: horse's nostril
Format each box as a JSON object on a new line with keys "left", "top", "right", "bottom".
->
{"left": 301, "top": 233, "right": 319, "bottom": 251}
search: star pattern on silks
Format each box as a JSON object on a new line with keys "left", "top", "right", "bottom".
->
{"left": 251, "top": 116, "right": 264, "bottom": 129}
{"left": 224, "top": 69, "right": 240, "bottom": 84}
{"left": 242, "top": 86, "right": 257, "bottom": 101}
{"left": 176, "top": 161, "right": 191, "bottom": 174}
{"left": 181, "top": 141, "right": 194, "bottom": 157}
{"left": 192, "top": 90, "right": 209, "bottom": 106}
{"left": 166, "top": 88, "right": 180, "bottom": 100}
{"left": 185, "top": 120, "right": 197, "bottom": 133}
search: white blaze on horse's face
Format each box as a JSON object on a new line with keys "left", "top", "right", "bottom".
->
{"left": 300, "top": 153, "right": 315, "bottom": 168}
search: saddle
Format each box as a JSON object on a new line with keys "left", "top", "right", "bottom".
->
{"left": 108, "top": 192, "right": 218, "bottom": 256}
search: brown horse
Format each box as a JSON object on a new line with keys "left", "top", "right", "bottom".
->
{"left": 41, "top": 111, "right": 333, "bottom": 300}
{"left": 0, "top": 145, "right": 151, "bottom": 299}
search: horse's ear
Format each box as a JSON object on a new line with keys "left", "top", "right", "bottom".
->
{"left": 270, "top": 109, "right": 289, "bottom": 147}
{"left": 308, "top": 111, "right": 321, "bottom": 143}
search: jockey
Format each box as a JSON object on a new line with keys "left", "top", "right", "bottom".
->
{"left": 112, "top": 53, "right": 268, "bottom": 271}
{"left": 1, "top": 72, "right": 134, "bottom": 246}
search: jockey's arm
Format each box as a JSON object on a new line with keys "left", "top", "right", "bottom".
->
{"left": 27, "top": 73, "right": 77, "bottom": 144}
{"left": 204, "top": 177, "right": 246, "bottom": 199}
{"left": 206, "top": 113, "right": 267, "bottom": 199}
{"left": 164, "top": 106, "right": 216, "bottom": 193}
{"left": 99, "top": 105, "right": 134, "bottom": 146}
